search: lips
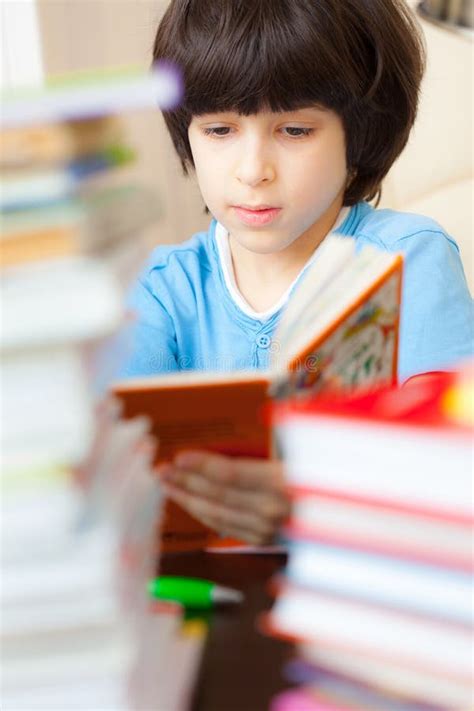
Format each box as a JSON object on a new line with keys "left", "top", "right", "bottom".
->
{"left": 233, "top": 205, "right": 282, "bottom": 226}
{"left": 237, "top": 204, "right": 276, "bottom": 210}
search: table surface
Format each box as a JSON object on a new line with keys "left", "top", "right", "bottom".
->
{"left": 160, "top": 551, "right": 295, "bottom": 711}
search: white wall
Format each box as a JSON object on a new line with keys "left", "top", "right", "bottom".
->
{"left": 0, "top": 0, "right": 44, "bottom": 89}
{"left": 380, "top": 2, "right": 473, "bottom": 289}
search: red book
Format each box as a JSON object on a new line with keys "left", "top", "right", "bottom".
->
{"left": 273, "top": 369, "right": 473, "bottom": 520}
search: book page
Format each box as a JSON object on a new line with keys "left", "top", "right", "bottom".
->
{"left": 273, "top": 235, "right": 356, "bottom": 351}
{"left": 273, "top": 246, "right": 399, "bottom": 368}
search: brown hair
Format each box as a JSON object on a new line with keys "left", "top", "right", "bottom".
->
{"left": 153, "top": 0, "right": 425, "bottom": 206}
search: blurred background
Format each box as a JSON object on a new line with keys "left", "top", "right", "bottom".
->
{"left": 1, "top": 0, "right": 473, "bottom": 282}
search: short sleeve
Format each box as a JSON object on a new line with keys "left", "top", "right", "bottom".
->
{"left": 396, "top": 230, "right": 474, "bottom": 382}
{"left": 118, "top": 272, "right": 179, "bottom": 378}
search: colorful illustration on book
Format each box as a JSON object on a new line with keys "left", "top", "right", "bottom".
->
{"left": 287, "top": 274, "right": 399, "bottom": 397}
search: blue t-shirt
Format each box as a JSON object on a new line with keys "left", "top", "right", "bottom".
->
{"left": 122, "top": 201, "right": 473, "bottom": 383}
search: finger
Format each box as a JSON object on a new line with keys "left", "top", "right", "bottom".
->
{"left": 164, "top": 469, "right": 248, "bottom": 504}
{"left": 162, "top": 482, "right": 276, "bottom": 541}
{"left": 162, "top": 468, "right": 256, "bottom": 508}
{"left": 163, "top": 483, "right": 289, "bottom": 547}
{"left": 163, "top": 470, "right": 291, "bottom": 526}
{"left": 199, "top": 517, "right": 269, "bottom": 546}
{"left": 174, "top": 451, "right": 285, "bottom": 492}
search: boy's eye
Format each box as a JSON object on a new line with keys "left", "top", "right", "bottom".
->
{"left": 282, "top": 127, "right": 314, "bottom": 138}
{"left": 201, "top": 126, "right": 314, "bottom": 138}
{"left": 203, "top": 127, "right": 232, "bottom": 137}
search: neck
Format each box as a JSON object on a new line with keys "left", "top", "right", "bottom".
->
{"left": 228, "top": 198, "right": 344, "bottom": 312}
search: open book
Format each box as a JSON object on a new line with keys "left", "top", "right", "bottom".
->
{"left": 113, "top": 236, "right": 403, "bottom": 552}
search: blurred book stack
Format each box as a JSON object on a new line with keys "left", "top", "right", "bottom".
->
{"left": 1, "top": 67, "right": 183, "bottom": 709}
{"left": 265, "top": 367, "right": 473, "bottom": 711}
{"left": 0, "top": 67, "right": 181, "bottom": 471}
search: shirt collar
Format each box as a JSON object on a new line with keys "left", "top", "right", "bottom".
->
{"left": 214, "top": 206, "right": 351, "bottom": 321}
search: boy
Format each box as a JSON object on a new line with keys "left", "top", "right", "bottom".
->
{"left": 123, "top": 0, "right": 473, "bottom": 544}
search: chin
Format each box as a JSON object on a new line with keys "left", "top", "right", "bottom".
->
{"left": 244, "top": 243, "right": 292, "bottom": 256}
{"left": 235, "top": 231, "right": 291, "bottom": 254}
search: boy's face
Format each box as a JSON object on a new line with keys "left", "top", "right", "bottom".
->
{"left": 188, "top": 107, "right": 348, "bottom": 255}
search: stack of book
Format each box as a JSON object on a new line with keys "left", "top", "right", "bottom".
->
{"left": 2, "top": 408, "right": 159, "bottom": 710}
{"left": 265, "top": 367, "right": 473, "bottom": 711}
{"left": 0, "top": 68, "right": 179, "bottom": 472}
{"left": 1, "top": 67, "right": 183, "bottom": 709}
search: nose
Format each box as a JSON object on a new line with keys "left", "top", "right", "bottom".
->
{"left": 235, "top": 136, "right": 275, "bottom": 187}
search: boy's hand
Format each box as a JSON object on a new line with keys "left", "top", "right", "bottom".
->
{"left": 156, "top": 451, "right": 291, "bottom": 545}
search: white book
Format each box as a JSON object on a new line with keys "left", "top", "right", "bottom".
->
{"left": 1, "top": 527, "right": 116, "bottom": 609}
{"left": 1, "top": 631, "right": 133, "bottom": 698}
{"left": 286, "top": 541, "right": 473, "bottom": 624}
{"left": 1, "top": 258, "right": 123, "bottom": 351}
{"left": 278, "top": 412, "right": 473, "bottom": 517}
{"left": 300, "top": 643, "right": 473, "bottom": 710}
{"left": 0, "top": 66, "right": 181, "bottom": 128}
{"left": 1, "top": 678, "right": 128, "bottom": 711}
{"left": 2, "top": 592, "right": 119, "bottom": 648}
{"left": 268, "top": 586, "right": 472, "bottom": 680}
{"left": 1, "top": 481, "right": 82, "bottom": 566}
{"left": 288, "top": 493, "right": 473, "bottom": 570}
{"left": 1, "top": 347, "right": 95, "bottom": 470}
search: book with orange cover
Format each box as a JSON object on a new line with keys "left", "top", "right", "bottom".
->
{"left": 113, "top": 236, "right": 403, "bottom": 553}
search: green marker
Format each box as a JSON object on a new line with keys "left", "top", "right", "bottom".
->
{"left": 148, "top": 576, "right": 244, "bottom": 609}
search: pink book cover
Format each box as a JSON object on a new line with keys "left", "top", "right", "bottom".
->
{"left": 270, "top": 688, "right": 354, "bottom": 711}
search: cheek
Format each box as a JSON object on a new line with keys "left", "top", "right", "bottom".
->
{"left": 188, "top": 134, "right": 214, "bottom": 191}
{"left": 193, "top": 157, "right": 217, "bottom": 200}
{"left": 191, "top": 147, "right": 223, "bottom": 199}
{"left": 196, "top": 171, "right": 222, "bottom": 212}
{"left": 294, "top": 145, "right": 347, "bottom": 206}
